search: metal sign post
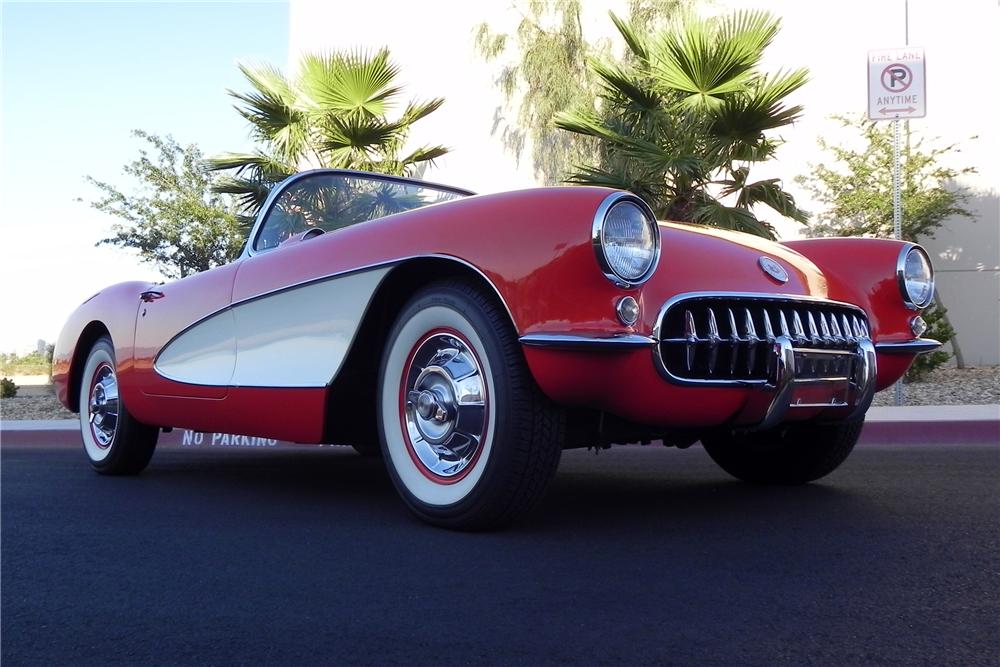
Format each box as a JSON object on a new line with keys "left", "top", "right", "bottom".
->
{"left": 868, "top": 46, "right": 925, "bottom": 405}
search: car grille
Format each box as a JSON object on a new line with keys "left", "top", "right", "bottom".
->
{"left": 655, "top": 294, "right": 870, "bottom": 384}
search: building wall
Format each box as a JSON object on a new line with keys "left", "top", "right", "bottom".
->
{"left": 289, "top": 0, "right": 998, "bottom": 364}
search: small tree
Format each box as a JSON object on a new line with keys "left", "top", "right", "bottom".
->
{"left": 1, "top": 377, "right": 17, "bottom": 399}
{"left": 86, "top": 131, "right": 246, "bottom": 279}
{"left": 796, "top": 115, "right": 976, "bottom": 378}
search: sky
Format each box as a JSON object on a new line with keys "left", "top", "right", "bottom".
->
{"left": 0, "top": 0, "right": 289, "bottom": 353}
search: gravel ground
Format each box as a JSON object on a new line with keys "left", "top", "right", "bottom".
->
{"left": 871, "top": 367, "right": 1000, "bottom": 406}
{"left": 1, "top": 394, "right": 76, "bottom": 421}
{"left": 2, "top": 367, "right": 997, "bottom": 422}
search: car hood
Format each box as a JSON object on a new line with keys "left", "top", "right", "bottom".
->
{"left": 651, "top": 221, "right": 828, "bottom": 298}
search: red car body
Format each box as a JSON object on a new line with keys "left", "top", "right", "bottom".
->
{"left": 54, "top": 173, "right": 935, "bottom": 442}
{"left": 53, "top": 170, "right": 938, "bottom": 526}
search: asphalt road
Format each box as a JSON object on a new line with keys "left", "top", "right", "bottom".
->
{"left": 2, "top": 440, "right": 997, "bottom": 666}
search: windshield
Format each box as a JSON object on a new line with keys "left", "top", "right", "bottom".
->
{"left": 253, "top": 172, "right": 470, "bottom": 253}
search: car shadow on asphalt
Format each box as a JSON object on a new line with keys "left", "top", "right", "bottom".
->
{"left": 132, "top": 444, "right": 874, "bottom": 534}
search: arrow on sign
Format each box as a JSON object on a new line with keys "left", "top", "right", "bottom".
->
{"left": 880, "top": 106, "right": 917, "bottom": 115}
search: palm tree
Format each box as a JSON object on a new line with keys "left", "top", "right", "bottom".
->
{"left": 206, "top": 49, "right": 449, "bottom": 215}
{"left": 555, "top": 11, "right": 808, "bottom": 238}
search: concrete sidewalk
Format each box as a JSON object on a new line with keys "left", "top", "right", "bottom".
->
{"left": 2, "top": 405, "right": 996, "bottom": 448}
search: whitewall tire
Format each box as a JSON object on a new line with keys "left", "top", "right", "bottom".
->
{"left": 79, "top": 336, "right": 158, "bottom": 475}
{"left": 377, "top": 281, "right": 563, "bottom": 530}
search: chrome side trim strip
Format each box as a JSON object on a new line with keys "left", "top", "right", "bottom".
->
{"left": 519, "top": 333, "right": 657, "bottom": 350}
{"left": 874, "top": 338, "right": 942, "bottom": 355}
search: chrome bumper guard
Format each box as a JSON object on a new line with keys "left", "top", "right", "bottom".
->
{"left": 750, "top": 335, "right": 877, "bottom": 430}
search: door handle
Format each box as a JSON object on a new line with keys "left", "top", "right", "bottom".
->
{"left": 140, "top": 290, "right": 165, "bottom": 302}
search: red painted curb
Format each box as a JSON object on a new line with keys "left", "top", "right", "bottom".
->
{"left": 3, "top": 420, "right": 997, "bottom": 448}
{"left": 859, "top": 419, "right": 998, "bottom": 445}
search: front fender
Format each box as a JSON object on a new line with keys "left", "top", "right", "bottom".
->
{"left": 783, "top": 238, "right": 931, "bottom": 389}
{"left": 52, "top": 281, "right": 153, "bottom": 411}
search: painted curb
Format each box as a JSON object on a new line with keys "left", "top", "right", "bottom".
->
{"left": 2, "top": 405, "right": 997, "bottom": 448}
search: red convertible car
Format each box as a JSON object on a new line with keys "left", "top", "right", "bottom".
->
{"left": 54, "top": 169, "right": 939, "bottom": 528}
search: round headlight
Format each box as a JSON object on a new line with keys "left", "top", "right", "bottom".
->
{"left": 593, "top": 196, "right": 660, "bottom": 286}
{"left": 898, "top": 245, "right": 935, "bottom": 309}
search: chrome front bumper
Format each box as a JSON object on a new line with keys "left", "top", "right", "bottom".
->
{"left": 518, "top": 292, "right": 941, "bottom": 431}
{"left": 747, "top": 335, "right": 878, "bottom": 430}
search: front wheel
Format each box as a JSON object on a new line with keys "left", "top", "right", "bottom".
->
{"left": 377, "top": 281, "right": 563, "bottom": 530}
{"left": 79, "top": 336, "right": 158, "bottom": 475}
{"left": 701, "top": 419, "right": 864, "bottom": 485}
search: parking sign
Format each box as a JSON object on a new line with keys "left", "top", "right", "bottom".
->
{"left": 868, "top": 47, "right": 926, "bottom": 120}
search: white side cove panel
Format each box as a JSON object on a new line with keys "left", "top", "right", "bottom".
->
{"left": 155, "top": 267, "right": 390, "bottom": 388}
{"left": 156, "top": 309, "right": 237, "bottom": 385}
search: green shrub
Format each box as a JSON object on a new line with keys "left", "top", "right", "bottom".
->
{"left": 905, "top": 301, "right": 954, "bottom": 382}
{"left": 0, "top": 377, "right": 17, "bottom": 398}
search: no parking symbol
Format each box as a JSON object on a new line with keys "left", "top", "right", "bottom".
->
{"left": 868, "top": 47, "right": 926, "bottom": 120}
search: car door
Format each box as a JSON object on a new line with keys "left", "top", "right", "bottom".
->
{"left": 132, "top": 261, "right": 241, "bottom": 399}
{"left": 228, "top": 172, "right": 394, "bottom": 390}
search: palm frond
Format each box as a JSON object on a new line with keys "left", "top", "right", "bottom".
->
{"left": 692, "top": 198, "right": 775, "bottom": 238}
{"left": 647, "top": 9, "right": 783, "bottom": 112}
{"left": 316, "top": 116, "right": 406, "bottom": 155}
{"left": 563, "top": 164, "right": 638, "bottom": 190}
{"left": 299, "top": 49, "right": 402, "bottom": 118}
{"left": 211, "top": 174, "right": 274, "bottom": 214}
{"left": 734, "top": 177, "right": 808, "bottom": 223}
{"left": 400, "top": 98, "right": 445, "bottom": 125}
{"left": 228, "top": 63, "right": 308, "bottom": 162}
{"left": 590, "top": 58, "right": 661, "bottom": 111}
{"left": 399, "top": 145, "right": 449, "bottom": 166}
{"left": 716, "top": 10, "right": 780, "bottom": 64}
{"left": 609, "top": 11, "right": 649, "bottom": 62}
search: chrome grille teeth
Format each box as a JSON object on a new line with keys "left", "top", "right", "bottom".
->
{"left": 792, "top": 311, "right": 807, "bottom": 344}
{"left": 706, "top": 308, "right": 720, "bottom": 342}
{"left": 819, "top": 312, "right": 832, "bottom": 343}
{"left": 842, "top": 314, "right": 855, "bottom": 342}
{"left": 659, "top": 299, "right": 870, "bottom": 381}
{"left": 807, "top": 312, "right": 821, "bottom": 346}
{"left": 727, "top": 309, "right": 739, "bottom": 342}
{"left": 851, "top": 316, "right": 865, "bottom": 340}
{"left": 684, "top": 310, "right": 697, "bottom": 371}
{"left": 744, "top": 308, "right": 758, "bottom": 374}
{"left": 684, "top": 310, "right": 698, "bottom": 340}
{"left": 762, "top": 310, "right": 775, "bottom": 343}
{"left": 727, "top": 309, "right": 740, "bottom": 375}
{"left": 743, "top": 308, "right": 758, "bottom": 341}
{"left": 829, "top": 313, "right": 843, "bottom": 342}
{"left": 706, "top": 308, "right": 720, "bottom": 375}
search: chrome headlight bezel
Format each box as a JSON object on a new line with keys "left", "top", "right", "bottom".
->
{"left": 592, "top": 192, "right": 661, "bottom": 288}
{"left": 897, "top": 243, "right": 935, "bottom": 310}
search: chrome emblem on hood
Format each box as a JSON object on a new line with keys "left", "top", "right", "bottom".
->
{"left": 758, "top": 256, "right": 789, "bottom": 283}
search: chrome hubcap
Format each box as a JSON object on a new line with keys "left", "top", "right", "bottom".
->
{"left": 402, "top": 333, "right": 487, "bottom": 479}
{"left": 88, "top": 364, "right": 119, "bottom": 448}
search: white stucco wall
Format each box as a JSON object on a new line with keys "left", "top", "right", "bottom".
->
{"left": 289, "top": 0, "right": 998, "bottom": 364}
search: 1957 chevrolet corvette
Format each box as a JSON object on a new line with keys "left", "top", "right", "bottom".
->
{"left": 54, "top": 169, "right": 939, "bottom": 528}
